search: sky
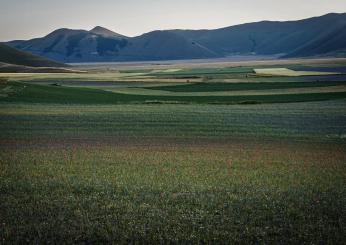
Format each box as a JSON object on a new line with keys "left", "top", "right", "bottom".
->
{"left": 1, "top": 0, "right": 346, "bottom": 41}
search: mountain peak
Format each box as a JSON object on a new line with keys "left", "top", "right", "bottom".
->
{"left": 90, "top": 26, "right": 126, "bottom": 38}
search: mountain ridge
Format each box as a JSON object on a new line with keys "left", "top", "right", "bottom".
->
{"left": 6, "top": 13, "right": 346, "bottom": 62}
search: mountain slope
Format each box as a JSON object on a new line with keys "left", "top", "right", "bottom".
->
{"left": 171, "top": 13, "right": 346, "bottom": 57}
{"left": 6, "top": 13, "right": 346, "bottom": 62}
{"left": 118, "top": 31, "right": 218, "bottom": 61}
{"left": 0, "top": 43, "right": 67, "bottom": 67}
{"left": 8, "top": 28, "right": 129, "bottom": 62}
{"left": 283, "top": 19, "right": 346, "bottom": 57}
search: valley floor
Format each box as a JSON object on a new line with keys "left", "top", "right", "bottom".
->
{"left": 0, "top": 59, "right": 345, "bottom": 243}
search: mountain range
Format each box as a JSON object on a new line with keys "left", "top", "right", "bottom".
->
{"left": 5, "top": 13, "right": 346, "bottom": 63}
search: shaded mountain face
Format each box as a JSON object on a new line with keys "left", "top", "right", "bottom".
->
{"left": 0, "top": 43, "right": 67, "bottom": 67}
{"left": 118, "top": 31, "right": 218, "bottom": 61}
{"left": 171, "top": 13, "right": 346, "bottom": 57}
{"left": 6, "top": 13, "right": 346, "bottom": 62}
{"left": 7, "top": 28, "right": 130, "bottom": 62}
{"left": 7, "top": 27, "right": 217, "bottom": 62}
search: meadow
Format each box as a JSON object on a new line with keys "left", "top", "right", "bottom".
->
{"left": 1, "top": 58, "right": 346, "bottom": 243}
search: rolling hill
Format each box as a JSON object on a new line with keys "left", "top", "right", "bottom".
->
{"left": 0, "top": 43, "right": 68, "bottom": 67}
{"left": 6, "top": 13, "right": 346, "bottom": 62}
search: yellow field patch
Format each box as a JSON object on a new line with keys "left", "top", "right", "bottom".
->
{"left": 150, "top": 69, "right": 182, "bottom": 73}
{"left": 254, "top": 68, "right": 338, "bottom": 77}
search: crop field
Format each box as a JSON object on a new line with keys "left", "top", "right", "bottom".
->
{"left": 253, "top": 68, "right": 338, "bottom": 76}
{"left": 1, "top": 58, "right": 346, "bottom": 243}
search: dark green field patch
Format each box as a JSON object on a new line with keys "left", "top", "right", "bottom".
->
{"left": 148, "top": 81, "right": 346, "bottom": 92}
{"left": 1, "top": 82, "right": 346, "bottom": 105}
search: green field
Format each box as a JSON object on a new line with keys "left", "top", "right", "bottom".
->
{"left": 1, "top": 59, "right": 346, "bottom": 243}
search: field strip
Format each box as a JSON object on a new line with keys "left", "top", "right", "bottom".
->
{"left": 150, "top": 69, "right": 182, "bottom": 73}
{"left": 254, "top": 68, "right": 339, "bottom": 77}
{"left": 0, "top": 72, "right": 146, "bottom": 81}
{"left": 120, "top": 78, "right": 202, "bottom": 83}
{"left": 67, "top": 83, "right": 191, "bottom": 89}
{"left": 104, "top": 85, "right": 346, "bottom": 96}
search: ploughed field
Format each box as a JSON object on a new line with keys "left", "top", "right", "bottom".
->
{"left": 0, "top": 60, "right": 346, "bottom": 243}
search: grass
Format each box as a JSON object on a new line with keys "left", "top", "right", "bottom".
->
{"left": 1, "top": 100, "right": 345, "bottom": 142}
{"left": 105, "top": 85, "right": 346, "bottom": 97}
{"left": 148, "top": 81, "right": 346, "bottom": 92}
{"left": 1, "top": 140, "right": 345, "bottom": 243}
{"left": 1, "top": 82, "right": 346, "bottom": 104}
{"left": 1, "top": 61, "right": 346, "bottom": 243}
{"left": 0, "top": 72, "right": 131, "bottom": 82}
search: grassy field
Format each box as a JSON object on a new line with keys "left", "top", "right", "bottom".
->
{"left": 1, "top": 100, "right": 346, "bottom": 141}
{"left": 1, "top": 59, "right": 346, "bottom": 243}
{"left": 1, "top": 141, "right": 345, "bottom": 243}
{"left": 1, "top": 80, "right": 346, "bottom": 104}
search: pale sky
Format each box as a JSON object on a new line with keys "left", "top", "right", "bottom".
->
{"left": 1, "top": 0, "right": 346, "bottom": 41}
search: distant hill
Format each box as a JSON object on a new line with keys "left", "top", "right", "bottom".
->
{"left": 0, "top": 43, "right": 67, "bottom": 67}
{"left": 6, "top": 13, "right": 346, "bottom": 62}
